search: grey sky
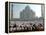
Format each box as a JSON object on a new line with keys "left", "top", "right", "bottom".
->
{"left": 10, "top": 3, "right": 41, "bottom": 18}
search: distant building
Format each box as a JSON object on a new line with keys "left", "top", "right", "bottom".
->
{"left": 20, "top": 5, "right": 35, "bottom": 20}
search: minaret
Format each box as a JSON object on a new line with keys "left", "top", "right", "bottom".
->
{"left": 11, "top": 3, "right": 13, "bottom": 20}
{"left": 41, "top": 4, "right": 45, "bottom": 19}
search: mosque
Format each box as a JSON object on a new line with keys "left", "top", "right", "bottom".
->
{"left": 20, "top": 5, "right": 35, "bottom": 20}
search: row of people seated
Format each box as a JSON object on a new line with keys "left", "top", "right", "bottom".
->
{"left": 9, "top": 23, "right": 44, "bottom": 32}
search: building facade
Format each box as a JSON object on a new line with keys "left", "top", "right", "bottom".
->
{"left": 20, "top": 5, "right": 35, "bottom": 20}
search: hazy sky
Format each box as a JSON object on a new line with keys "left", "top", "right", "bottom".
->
{"left": 10, "top": 3, "right": 41, "bottom": 18}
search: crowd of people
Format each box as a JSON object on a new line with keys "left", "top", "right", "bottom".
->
{"left": 9, "top": 22, "right": 44, "bottom": 32}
